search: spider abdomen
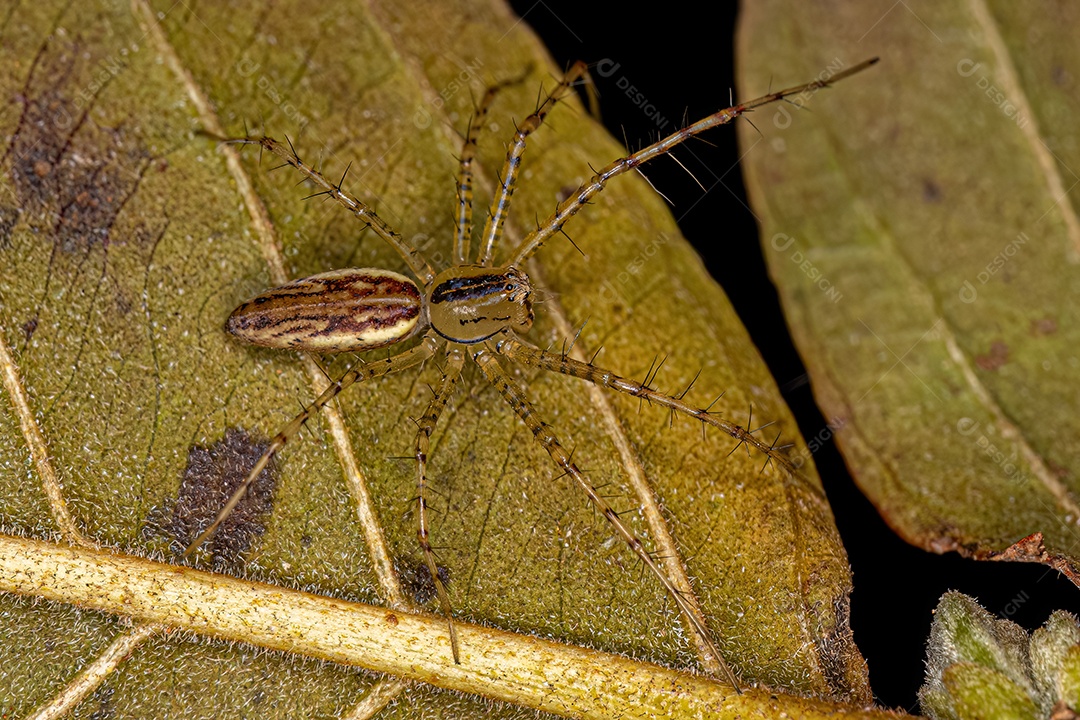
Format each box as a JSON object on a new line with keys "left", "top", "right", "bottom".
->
{"left": 227, "top": 268, "right": 423, "bottom": 353}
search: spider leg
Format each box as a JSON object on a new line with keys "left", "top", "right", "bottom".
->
{"left": 414, "top": 346, "right": 465, "bottom": 663}
{"left": 478, "top": 61, "right": 591, "bottom": 267}
{"left": 454, "top": 73, "right": 529, "bottom": 266}
{"left": 183, "top": 334, "right": 439, "bottom": 559}
{"left": 472, "top": 343, "right": 741, "bottom": 691}
{"left": 507, "top": 58, "right": 878, "bottom": 267}
{"left": 492, "top": 336, "right": 819, "bottom": 496}
{"left": 212, "top": 134, "right": 436, "bottom": 285}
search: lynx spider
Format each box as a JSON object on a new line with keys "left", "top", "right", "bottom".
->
{"left": 189, "top": 58, "right": 878, "bottom": 690}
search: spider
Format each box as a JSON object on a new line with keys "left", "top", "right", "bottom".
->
{"left": 187, "top": 57, "right": 878, "bottom": 691}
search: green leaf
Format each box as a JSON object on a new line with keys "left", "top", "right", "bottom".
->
{"left": 0, "top": 1, "right": 882, "bottom": 717}
{"left": 919, "top": 592, "right": 1080, "bottom": 719}
{"left": 922, "top": 593, "right": 1034, "bottom": 699}
{"left": 738, "top": 3, "right": 1080, "bottom": 577}
{"left": 1032, "top": 611, "right": 1080, "bottom": 705}
{"left": 941, "top": 664, "right": 1039, "bottom": 720}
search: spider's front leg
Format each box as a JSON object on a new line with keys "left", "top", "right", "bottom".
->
{"left": 454, "top": 73, "right": 531, "bottom": 265}
{"left": 413, "top": 346, "right": 466, "bottom": 663}
{"left": 479, "top": 61, "right": 590, "bottom": 266}
{"left": 506, "top": 58, "right": 879, "bottom": 266}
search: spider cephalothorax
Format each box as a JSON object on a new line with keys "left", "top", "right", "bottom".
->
{"left": 427, "top": 265, "right": 533, "bottom": 343}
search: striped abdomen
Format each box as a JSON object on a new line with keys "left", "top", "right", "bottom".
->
{"left": 227, "top": 268, "right": 423, "bottom": 353}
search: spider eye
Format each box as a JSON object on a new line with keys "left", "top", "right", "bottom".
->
{"left": 505, "top": 283, "right": 514, "bottom": 292}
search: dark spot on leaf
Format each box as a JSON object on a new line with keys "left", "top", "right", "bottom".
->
{"left": 1031, "top": 317, "right": 1057, "bottom": 336}
{"left": 401, "top": 560, "right": 450, "bottom": 605}
{"left": 1050, "top": 699, "right": 1077, "bottom": 719}
{"left": 975, "top": 340, "right": 1009, "bottom": 371}
{"left": 0, "top": 204, "right": 20, "bottom": 250}
{"left": 169, "top": 428, "right": 278, "bottom": 569}
{"left": 7, "top": 35, "right": 155, "bottom": 257}
{"left": 1051, "top": 64, "right": 1071, "bottom": 87}
{"left": 87, "top": 686, "right": 114, "bottom": 720}
{"left": 113, "top": 289, "right": 132, "bottom": 316}
{"left": 921, "top": 178, "right": 941, "bottom": 203}
{"left": 21, "top": 316, "right": 38, "bottom": 343}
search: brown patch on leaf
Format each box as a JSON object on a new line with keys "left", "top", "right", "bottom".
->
{"left": 922, "top": 178, "right": 942, "bottom": 203}
{"left": 1051, "top": 699, "right": 1080, "bottom": 720}
{"left": 1031, "top": 317, "right": 1058, "bottom": 336}
{"left": 401, "top": 560, "right": 450, "bottom": 605}
{"left": 0, "top": 204, "right": 20, "bottom": 250}
{"left": 978, "top": 532, "right": 1080, "bottom": 587}
{"left": 6, "top": 34, "right": 152, "bottom": 256}
{"left": 929, "top": 534, "right": 962, "bottom": 554}
{"left": 21, "top": 317, "right": 38, "bottom": 343}
{"left": 974, "top": 340, "right": 1009, "bottom": 370}
{"left": 170, "top": 428, "right": 278, "bottom": 568}
{"left": 1052, "top": 65, "right": 1071, "bottom": 88}
{"left": 914, "top": 528, "right": 1080, "bottom": 590}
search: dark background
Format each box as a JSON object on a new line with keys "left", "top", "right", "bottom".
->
{"left": 507, "top": 1, "right": 1077, "bottom": 712}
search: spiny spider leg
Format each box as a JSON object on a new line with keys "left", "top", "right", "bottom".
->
{"left": 414, "top": 346, "right": 465, "bottom": 662}
{"left": 182, "top": 335, "right": 439, "bottom": 559}
{"left": 492, "top": 335, "right": 822, "bottom": 499}
{"left": 478, "top": 61, "right": 590, "bottom": 266}
{"left": 454, "top": 74, "right": 529, "bottom": 265}
{"left": 215, "top": 134, "right": 436, "bottom": 285}
{"left": 507, "top": 57, "right": 879, "bottom": 267}
{"left": 472, "top": 342, "right": 741, "bottom": 691}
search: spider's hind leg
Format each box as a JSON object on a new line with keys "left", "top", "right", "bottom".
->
{"left": 491, "top": 335, "right": 814, "bottom": 493}
{"left": 414, "top": 346, "right": 466, "bottom": 663}
{"left": 472, "top": 342, "right": 741, "bottom": 690}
